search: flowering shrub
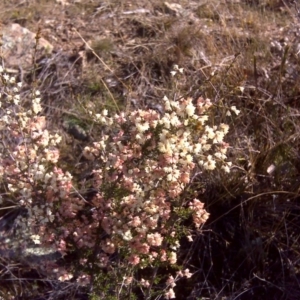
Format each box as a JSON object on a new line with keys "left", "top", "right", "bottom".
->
{"left": 0, "top": 67, "right": 72, "bottom": 278}
{"left": 0, "top": 64, "right": 232, "bottom": 298}
{"left": 80, "top": 94, "right": 231, "bottom": 264}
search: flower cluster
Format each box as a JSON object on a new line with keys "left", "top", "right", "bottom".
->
{"left": 0, "top": 68, "right": 73, "bottom": 279}
{"left": 77, "top": 94, "right": 231, "bottom": 270}
{"left": 165, "top": 269, "right": 193, "bottom": 299}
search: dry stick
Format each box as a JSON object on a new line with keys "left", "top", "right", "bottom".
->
{"left": 271, "top": 45, "right": 289, "bottom": 109}
{"left": 32, "top": 27, "right": 42, "bottom": 86}
{"left": 73, "top": 27, "right": 129, "bottom": 114}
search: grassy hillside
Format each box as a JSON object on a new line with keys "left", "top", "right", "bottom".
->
{"left": 1, "top": 0, "right": 300, "bottom": 299}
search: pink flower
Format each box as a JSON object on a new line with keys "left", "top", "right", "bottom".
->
{"left": 166, "top": 275, "right": 176, "bottom": 288}
{"left": 160, "top": 250, "right": 167, "bottom": 262}
{"left": 179, "top": 171, "right": 190, "bottom": 184}
{"left": 134, "top": 242, "right": 150, "bottom": 255}
{"left": 183, "top": 268, "right": 193, "bottom": 278}
{"left": 45, "top": 148, "right": 60, "bottom": 163}
{"left": 147, "top": 232, "right": 163, "bottom": 246}
{"left": 128, "top": 254, "right": 140, "bottom": 266}
{"left": 123, "top": 276, "right": 133, "bottom": 285}
{"left": 128, "top": 216, "right": 142, "bottom": 227}
{"left": 165, "top": 288, "right": 176, "bottom": 299}
{"left": 30, "top": 116, "right": 46, "bottom": 131}
{"left": 76, "top": 274, "right": 91, "bottom": 286}
{"left": 189, "top": 199, "right": 210, "bottom": 228}
{"left": 140, "top": 278, "right": 150, "bottom": 288}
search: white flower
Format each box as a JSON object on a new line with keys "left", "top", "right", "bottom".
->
{"left": 203, "top": 156, "right": 216, "bottom": 170}
{"left": 173, "top": 64, "right": 183, "bottom": 73}
{"left": 136, "top": 122, "right": 149, "bottom": 133}
{"left": 34, "top": 165, "right": 46, "bottom": 180}
{"left": 170, "top": 100, "right": 180, "bottom": 110}
{"left": 198, "top": 115, "right": 209, "bottom": 124}
{"left": 213, "top": 131, "right": 225, "bottom": 143}
{"left": 167, "top": 170, "right": 179, "bottom": 181}
{"left": 164, "top": 99, "right": 172, "bottom": 111}
{"left": 165, "top": 288, "right": 176, "bottom": 299}
{"left": 231, "top": 105, "right": 240, "bottom": 115}
{"left": 44, "top": 172, "right": 53, "bottom": 183}
{"left": 222, "top": 164, "right": 231, "bottom": 173}
{"left": 170, "top": 114, "right": 180, "bottom": 127}
{"left": 8, "top": 184, "right": 17, "bottom": 192}
{"left": 123, "top": 230, "right": 133, "bottom": 241}
{"left": 9, "top": 76, "right": 16, "bottom": 83}
{"left": 183, "top": 268, "right": 193, "bottom": 278}
{"left": 214, "top": 152, "right": 223, "bottom": 159}
{"left": 32, "top": 102, "right": 42, "bottom": 114}
{"left": 220, "top": 123, "right": 229, "bottom": 134}
{"left": 202, "top": 144, "right": 211, "bottom": 151}
{"left": 205, "top": 126, "right": 215, "bottom": 139}
{"left": 58, "top": 273, "right": 73, "bottom": 282}
{"left": 187, "top": 235, "right": 193, "bottom": 242}
{"left": 186, "top": 103, "right": 195, "bottom": 117}
{"left": 52, "top": 133, "right": 62, "bottom": 144}
{"left": 160, "top": 115, "right": 171, "bottom": 129}
{"left": 193, "top": 143, "right": 202, "bottom": 154}
{"left": 163, "top": 166, "right": 173, "bottom": 173}
{"left": 31, "top": 234, "right": 41, "bottom": 245}
{"left": 185, "top": 154, "right": 193, "bottom": 164}
{"left": 158, "top": 141, "right": 167, "bottom": 153}
{"left": 20, "top": 187, "right": 31, "bottom": 198}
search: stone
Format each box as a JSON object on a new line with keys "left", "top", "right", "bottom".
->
{"left": 1, "top": 23, "right": 53, "bottom": 69}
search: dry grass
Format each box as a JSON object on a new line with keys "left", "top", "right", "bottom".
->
{"left": 1, "top": 0, "right": 300, "bottom": 299}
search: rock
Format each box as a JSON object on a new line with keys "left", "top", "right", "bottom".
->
{"left": 1, "top": 23, "right": 53, "bottom": 69}
{"left": 62, "top": 119, "right": 90, "bottom": 141}
{"left": 164, "top": 2, "right": 184, "bottom": 16}
{"left": 56, "top": 0, "right": 70, "bottom": 6}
